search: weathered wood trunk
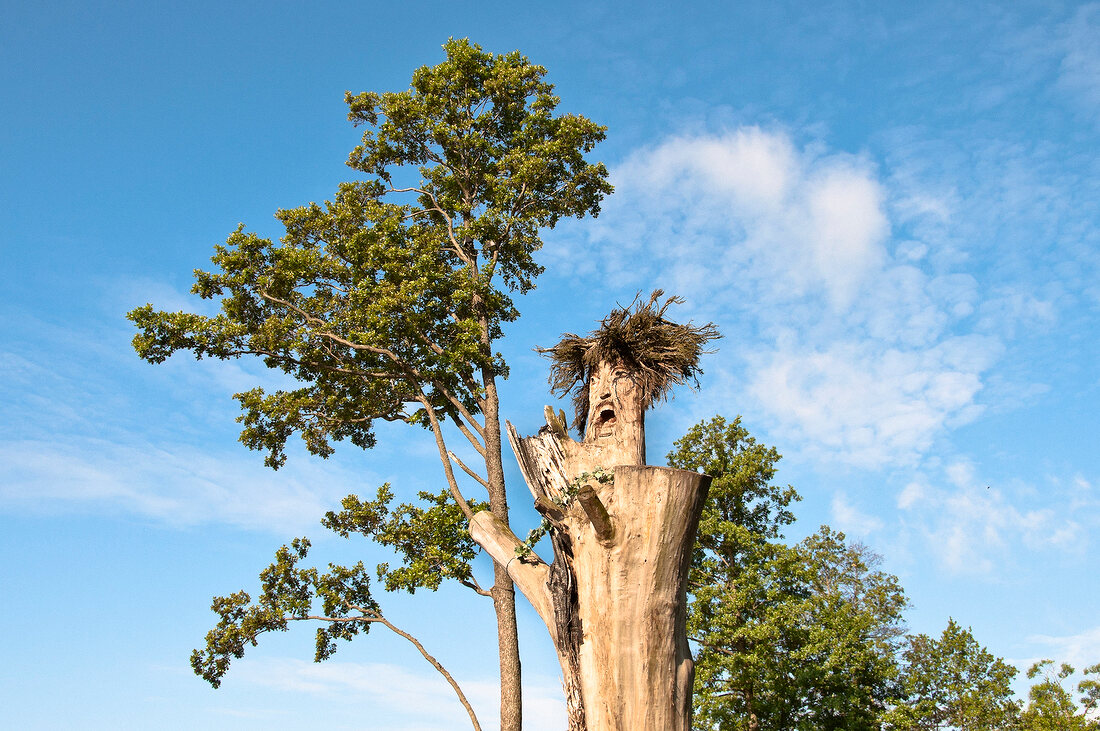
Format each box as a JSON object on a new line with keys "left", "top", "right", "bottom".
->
{"left": 569, "top": 464, "right": 707, "bottom": 729}
{"left": 470, "top": 411, "right": 711, "bottom": 731}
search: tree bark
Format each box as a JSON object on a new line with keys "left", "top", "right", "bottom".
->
{"left": 472, "top": 418, "right": 711, "bottom": 730}
{"left": 481, "top": 372, "right": 524, "bottom": 731}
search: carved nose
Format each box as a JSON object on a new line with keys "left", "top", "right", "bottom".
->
{"left": 600, "top": 389, "right": 611, "bottom": 400}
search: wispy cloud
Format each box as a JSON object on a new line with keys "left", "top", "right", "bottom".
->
{"left": 1010, "top": 624, "right": 1100, "bottom": 702}
{"left": 1056, "top": 3, "right": 1100, "bottom": 117}
{"left": 831, "top": 492, "right": 884, "bottom": 537}
{"left": 232, "top": 657, "right": 566, "bottom": 731}
{"left": 0, "top": 303, "right": 390, "bottom": 534}
{"left": 551, "top": 128, "right": 1004, "bottom": 467}
{"left": 1024, "top": 625, "right": 1100, "bottom": 670}
{"left": 896, "top": 463, "right": 1094, "bottom": 574}
{"left": 0, "top": 436, "right": 364, "bottom": 534}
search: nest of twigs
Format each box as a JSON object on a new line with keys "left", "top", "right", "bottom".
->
{"left": 539, "top": 291, "right": 721, "bottom": 435}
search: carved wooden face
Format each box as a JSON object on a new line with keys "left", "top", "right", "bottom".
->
{"left": 584, "top": 359, "right": 644, "bottom": 445}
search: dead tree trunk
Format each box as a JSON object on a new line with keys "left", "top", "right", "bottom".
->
{"left": 470, "top": 410, "right": 711, "bottom": 730}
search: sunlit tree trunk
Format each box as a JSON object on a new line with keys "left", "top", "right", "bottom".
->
{"left": 482, "top": 371, "right": 523, "bottom": 731}
{"left": 471, "top": 400, "right": 710, "bottom": 730}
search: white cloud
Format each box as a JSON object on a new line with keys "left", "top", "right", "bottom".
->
{"left": 624, "top": 129, "right": 797, "bottom": 211}
{"left": 1025, "top": 626, "right": 1100, "bottom": 670}
{"left": 805, "top": 166, "right": 889, "bottom": 309}
{"left": 233, "top": 658, "right": 566, "bottom": 731}
{"left": 897, "top": 480, "right": 925, "bottom": 510}
{"left": 896, "top": 465, "right": 1092, "bottom": 575}
{"left": 894, "top": 191, "right": 954, "bottom": 224}
{"left": 976, "top": 287, "right": 1057, "bottom": 339}
{"left": 945, "top": 460, "right": 976, "bottom": 489}
{"left": 560, "top": 127, "right": 891, "bottom": 311}
{"left": 831, "top": 492, "right": 884, "bottom": 536}
{"left": 549, "top": 128, "right": 1008, "bottom": 468}
{"left": 743, "top": 335, "right": 999, "bottom": 467}
{"left": 0, "top": 437, "right": 365, "bottom": 534}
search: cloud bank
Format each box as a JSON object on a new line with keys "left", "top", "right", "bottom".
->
{"left": 550, "top": 127, "right": 1000, "bottom": 467}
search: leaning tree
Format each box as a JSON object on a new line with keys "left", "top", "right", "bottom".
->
{"left": 129, "top": 39, "right": 611, "bottom": 731}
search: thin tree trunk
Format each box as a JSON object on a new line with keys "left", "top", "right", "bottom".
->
{"left": 482, "top": 372, "right": 523, "bottom": 731}
{"left": 492, "top": 564, "right": 522, "bottom": 731}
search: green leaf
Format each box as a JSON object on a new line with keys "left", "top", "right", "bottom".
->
{"left": 129, "top": 38, "right": 611, "bottom": 471}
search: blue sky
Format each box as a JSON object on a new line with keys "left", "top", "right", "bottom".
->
{"left": 2, "top": 1, "right": 1098, "bottom": 728}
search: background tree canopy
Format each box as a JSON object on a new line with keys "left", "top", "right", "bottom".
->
{"left": 671, "top": 417, "right": 907, "bottom": 731}
{"left": 674, "top": 416, "right": 1100, "bottom": 731}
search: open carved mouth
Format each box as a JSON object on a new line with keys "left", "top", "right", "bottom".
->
{"left": 592, "top": 400, "right": 616, "bottom": 438}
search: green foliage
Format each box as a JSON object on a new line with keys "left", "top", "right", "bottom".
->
{"left": 172, "top": 41, "right": 612, "bottom": 701}
{"left": 671, "top": 416, "right": 907, "bottom": 731}
{"left": 129, "top": 38, "right": 611, "bottom": 469}
{"left": 322, "top": 484, "right": 489, "bottom": 594}
{"left": 1082, "top": 664, "right": 1100, "bottom": 720}
{"left": 883, "top": 618, "right": 1020, "bottom": 730}
{"left": 791, "top": 530, "right": 909, "bottom": 727}
{"left": 191, "top": 484, "right": 491, "bottom": 689}
{"left": 688, "top": 530, "right": 907, "bottom": 731}
{"left": 674, "top": 416, "right": 1099, "bottom": 731}
{"left": 190, "top": 538, "right": 379, "bottom": 687}
{"left": 1018, "top": 660, "right": 1100, "bottom": 731}
{"left": 669, "top": 415, "right": 798, "bottom": 547}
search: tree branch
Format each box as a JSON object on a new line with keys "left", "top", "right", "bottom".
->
{"left": 388, "top": 185, "right": 475, "bottom": 272}
{"left": 449, "top": 451, "right": 490, "bottom": 489}
{"left": 301, "top": 607, "right": 481, "bottom": 731}
{"left": 413, "top": 330, "right": 484, "bottom": 419}
{"left": 459, "top": 573, "right": 493, "bottom": 598}
{"left": 449, "top": 411, "right": 487, "bottom": 457}
{"left": 576, "top": 485, "right": 615, "bottom": 544}
{"left": 418, "top": 392, "right": 476, "bottom": 521}
{"left": 257, "top": 290, "right": 485, "bottom": 444}
{"left": 467, "top": 511, "right": 555, "bottom": 639}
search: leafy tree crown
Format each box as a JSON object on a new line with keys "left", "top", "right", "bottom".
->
{"left": 129, "top": 38, "right": 612, "bottom": 468}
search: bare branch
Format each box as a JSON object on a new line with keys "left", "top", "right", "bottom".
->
{"left": 418, "top": 392, "right": 475, "bottom": 521}
{"left": 459, "top": 573, "right": 493, "bottom": 598}
{"left": 450, "top": 413, "right": 487, "bottom": 457}
{"left": 301, "top": 608, "right": 481, "bottom": 731}
{"left": 449, "top": 451, "right": 490, "bottom": 489}
{"left": 365, "top": 609, "right": 482, "bottom": 731}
